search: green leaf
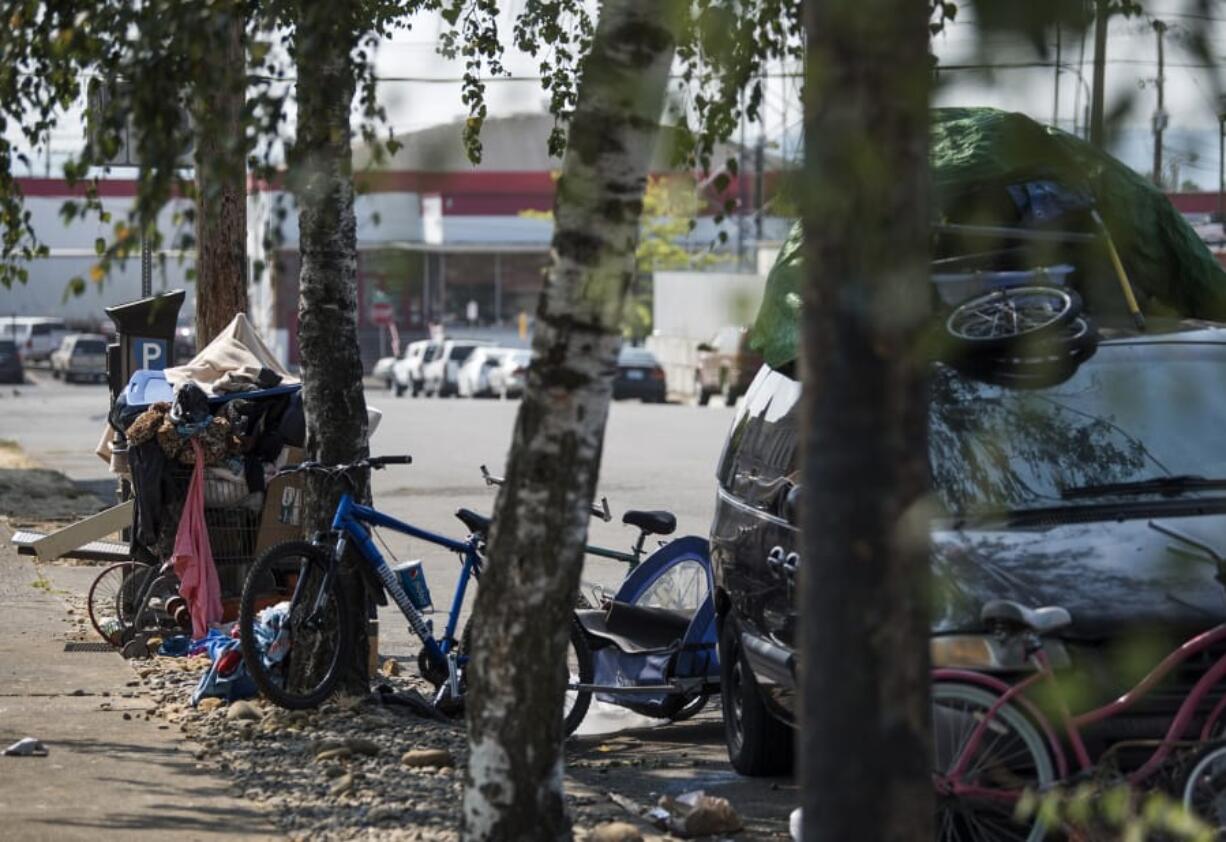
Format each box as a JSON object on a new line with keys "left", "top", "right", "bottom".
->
{"left": 94, "top": 237, "right": 105, "bottom": 255}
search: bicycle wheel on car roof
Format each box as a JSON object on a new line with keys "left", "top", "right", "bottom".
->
{"left": 933, "top": 682, "right": 1054, "bottom": 842}
{"left": 239, "top": 541, "right": 352, "bottom": 710}
{"left": 946, "top": 286, "right": 1081, "bottom": 354}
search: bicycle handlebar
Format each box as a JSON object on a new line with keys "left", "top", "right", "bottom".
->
{"left": 480, "top": 464, "right": 612, "bottom": 522}
{"left": 278, "top": 455, "right": 413, "bottom": 478}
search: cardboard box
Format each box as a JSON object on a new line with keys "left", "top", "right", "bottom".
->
{"left": 255, "top": 447, "right": 307, "bottom": 555}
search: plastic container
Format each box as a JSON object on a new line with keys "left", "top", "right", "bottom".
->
{"left": 392, "top": 560, "right": 433, "bottom": 611}
{"left": 931, "top": 264, "right": 1075, "bottom": 307}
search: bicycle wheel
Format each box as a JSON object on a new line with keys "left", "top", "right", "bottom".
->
{"left": 933, "top": 682, "right": 1055, "bottom": 842}
{"left": 946, "top": 286, "right": 1081, "bottom": 354}
{"left": 461, "top": 613, "right": 592, "bottom": 735}
{"left": 1183, "top": 741, "right": 1226, "bottom": 830}
{"left": 627, "top": 556, "right": 711, "bottom": 721}
{"left": 564, "top": 618, "right": 594, "bottom": 736}
{"left": 239, "top": 541, "right": 352, "bottom": 710}
{"left": 87, "top": 561, "right": 153, "bottom": 645}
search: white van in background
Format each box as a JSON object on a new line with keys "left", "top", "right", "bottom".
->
{"left": 0, "top": 317, "right": 69, "bottom": 362}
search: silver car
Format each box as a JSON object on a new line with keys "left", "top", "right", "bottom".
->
{"left": 50, "top": 334, "right": 109, "bottom": 383}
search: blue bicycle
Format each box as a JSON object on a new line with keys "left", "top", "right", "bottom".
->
{"left": 237, "top": 454, "right": 593, "bottom": 733}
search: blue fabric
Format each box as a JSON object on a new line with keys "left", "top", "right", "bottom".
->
{"left": 252, "top": 602, "right": 291, "bottom": 669}
{"left": 157, "top": 635, "right": 192, "bottom": 657}
{"left": 190, "top": 637, "right": 257, "bottom": 706}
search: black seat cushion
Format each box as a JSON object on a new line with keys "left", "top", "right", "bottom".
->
{"left": 455, "top": 508, "right": 492, "bottom": 536}
{"left": 622, "top": 509, "right": 676, "bottom": 536}
{"left": 981, "top": 599, "right": 1072, "bottom": 635}
{"left": 575, "top": 600, "right": 694, "bottom": 654}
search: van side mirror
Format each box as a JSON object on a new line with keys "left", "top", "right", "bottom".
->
{"left": 782, "top": 484, "right": 801, "bottom": 527}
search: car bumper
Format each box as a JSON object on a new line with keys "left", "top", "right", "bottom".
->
{"left": 612, "top": 380, "right": 666, "bottom": 401}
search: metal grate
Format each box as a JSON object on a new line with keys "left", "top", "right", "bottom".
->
{"left": 63, "top": 641, "right": 116, "bottom": 653}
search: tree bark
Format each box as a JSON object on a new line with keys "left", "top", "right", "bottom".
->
{"left": 193, "top": 8, "right": 248, "bottom": 346}
{"left": 461, "top": 2, "right": 683, "bottom": 839}
{"left": 798, "top": 0, "right": 933, "bottom": 840}
{"left": 291, "top": 0, "right": 370, "bottom": 694}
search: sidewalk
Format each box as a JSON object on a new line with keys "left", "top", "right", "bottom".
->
{"left": 0, "top": 527, "right": 277, "bottom": 840}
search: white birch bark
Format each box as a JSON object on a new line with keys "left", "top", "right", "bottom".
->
{"left": 462, "top": 1, "right": 684, "bottom": 839}
{"left": 292, "top": 1, "right": 371, "bottom": 692}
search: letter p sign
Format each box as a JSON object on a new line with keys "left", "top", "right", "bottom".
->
{"left": 132, "top": 338, "right": 167, "bottom": 372}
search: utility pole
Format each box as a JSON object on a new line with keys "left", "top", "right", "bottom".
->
{"left": 1090, "top": 0, "right": 1109, "bottom": 148}
{"left": 754, "top": 134, "right": 765, "bottom": 241}
{"left": 1152, "top": 20, "right": 1167, "bottom": 188}
{"left": 1218, "top": 96, "right": 1226, "bottom": 222}
{"left": 1053, "top": 23, "right": 1062, "bottom": 129}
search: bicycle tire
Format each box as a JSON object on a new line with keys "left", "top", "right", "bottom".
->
{"left": 946, "top": 286, "right": 1082, "bottom": 354}
{"left": 1182, "top": 740, "right": 1226, "bottom": 828}
{"left": 564, "top": 617, "right": 594, "bottom": 736}
{"left": 668, "top": 693, "right": 709, "bottom": 722}
{"left": 87, "top": 561, "right": 153, "bottom": 645}
{"left": 239, "top": 541, "right": 352, "bottom": 710}
{"left": 461, "top": 613, "right": 591, "bottom": 735}
{"left": 932, "top": 682, "right": 1054, "bottom": 842}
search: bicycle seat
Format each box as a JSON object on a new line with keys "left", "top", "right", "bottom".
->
{"left": 623, "top": 509, "right": 676, "bottom": 536}
{"left": 981, "top": 600, "right": 1072, "bottom": 635}
{"left": 455, "top": 508, "right": 492, "bottom": 536}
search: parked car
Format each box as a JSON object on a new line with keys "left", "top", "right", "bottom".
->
{"left": 0, "top": 317, "right": 68, "bottom": 363}
{"left": 392, "top": 340, "right": 440, "bottom": 397}
{"left": 422, "top": 339, "right": 490, "bottom": 397}
{"left": 0, "top": 339, "right": 24, "bottom": 383}
{"left": 711, "top": 327, "right": 1226, "bottom": 776}
{"left": 49, "top": 333, "right": 109, "bottom": 383}
{"left": 372, "top": 355, "right": 397, "bottom": 390}
{"left": 456, "top": 346, "right": 506, "bottom": 398}
{"left": 488, "top": 349, "right": 532, "bottom": 399}
{"left": 613, "top": 346, "right": 667, "bottom": 403}
{"left": 695, "top": 326, "right": 762, "bottom": 406}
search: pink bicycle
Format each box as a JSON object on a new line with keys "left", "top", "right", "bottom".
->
{"left": 934, "top": 554, "right": 1226, "bottom": 841}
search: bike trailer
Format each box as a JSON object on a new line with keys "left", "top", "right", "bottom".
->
{"left": 575, "top": 535, "right": 718, "bottom": 719}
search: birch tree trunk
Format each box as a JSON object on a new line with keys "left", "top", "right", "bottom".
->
{"left": 291, "top": 0, "right": 370, "bottom": 694}
{"left": 798, "top": 0, "right": 933, "bottom": 839}
{"left": 462, "top": 1, "right": 684, "bottom": 838}
{"left": 193, "top": 8, "right": 248, "bottom": 346}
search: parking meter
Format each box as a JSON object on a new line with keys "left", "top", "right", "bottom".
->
{"left": 105, "top": 289, "right": 185, "bottom": 399}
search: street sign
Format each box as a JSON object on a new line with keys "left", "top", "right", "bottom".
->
{"left": 369, "top": 289, "right": 395, "bottom": 327}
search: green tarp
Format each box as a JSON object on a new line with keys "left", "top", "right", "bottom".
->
{"left": 751, "top": 107, "right": 1226, "bottom": 369}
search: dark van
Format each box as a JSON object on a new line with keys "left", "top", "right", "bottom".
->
{"left": 711, "top": 328, "right": 1226, "bottom": 776}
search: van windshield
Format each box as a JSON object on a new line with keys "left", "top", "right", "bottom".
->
{"left": 929, "top": 342, "right": 1226, "bottom": 516}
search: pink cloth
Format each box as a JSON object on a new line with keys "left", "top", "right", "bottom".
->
{"left": 172, "top": 439, "right": 223, "bottom": 639}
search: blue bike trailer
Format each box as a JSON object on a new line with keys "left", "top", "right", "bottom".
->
{"left": 576, "top": 535, "right": 719, "bottom": 719}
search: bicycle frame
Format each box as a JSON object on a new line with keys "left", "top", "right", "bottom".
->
{"left": 938, "top": 622, "right": 1226, "bottom": 803}
{"left": 327, "top": 493, "right": 481, "bottom": 672}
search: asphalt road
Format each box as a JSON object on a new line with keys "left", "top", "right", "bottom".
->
{"left": 0, "top": 370, "right": 735, "bottom": 672}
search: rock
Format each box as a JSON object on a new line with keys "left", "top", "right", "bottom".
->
{"left": 589, "top": 822, "right": 644, "bottom": 842}
{"left": 198, "top": 698, "right": 223, "bottom": 712}
{"left": 345, "top": 737, "right": 381, "bottom": 757}
{"left": 330, "top": 773, "right": 354, "bottom": 796}
{"left": 69, "top": 688, "right": 87, "bottom": 697}
{"left": 367, "top": 805, "right": 402, "bottom": 823}
{"left": 226, "top": 700, "right": 261, "bottom": 721}
{"left": 122, "top": 713, "right": 132, "bottom": 720}
{"left": 379, "top": 658, "right": 401, "bottom": 677}
{"left": 401, "top": 748, "right": 454, "bottom": 769}
{"left": 316, "top": 747, "right": 353, "bottom": 763}
{"left": 322, "top": 765, "right": 346, "bottom": 779}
